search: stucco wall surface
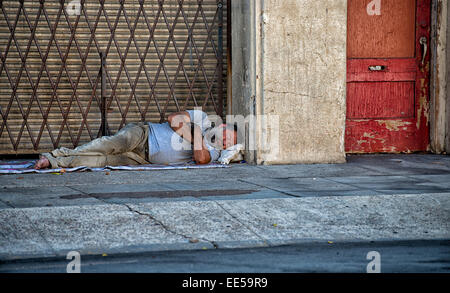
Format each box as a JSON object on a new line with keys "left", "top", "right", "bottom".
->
{"left": 258, "top": 0, "right": 347, "bottom": 164}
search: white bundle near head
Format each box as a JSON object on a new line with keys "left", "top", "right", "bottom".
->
{"left": 218, "top": 144, "right": 245, "bottom": 165}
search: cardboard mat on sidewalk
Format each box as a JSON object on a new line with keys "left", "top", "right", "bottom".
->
{"left": 0, "top": 160, "right": 229, "bottom": 174}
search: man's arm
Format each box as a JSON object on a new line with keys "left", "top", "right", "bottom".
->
{"left": 168, "top": 112, "right": 211, "bottom": 164}
{"left": 191, "top": 124, "right": 211, "bottom": 164}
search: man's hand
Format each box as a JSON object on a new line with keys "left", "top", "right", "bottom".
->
{"left": 168, "top": 111, "right": 190, "bottom": 132}
{"left": 168, "top": 112, "right": 211, "bottom": 164}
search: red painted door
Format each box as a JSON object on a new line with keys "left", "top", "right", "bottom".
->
{"left": 345, "top": 0, "right": 431, "bottom": 153}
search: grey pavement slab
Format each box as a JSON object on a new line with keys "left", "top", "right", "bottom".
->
{"left": 407, "top": 174, "right": 450, "bottom": 183}
{"left": 89, "top": 194, "right": 204, "bottom": 205}
{"left": 0, "top": 209, "right": 55, "bottom": 259}
{"left": 374, "top": 189, "right": 450, "bottom": 195}
{"left": 328, "top": 175, "right": 421, "bottom": 185}
{"left": 406, "top": 174, "right": 450, "bottom": 189}
{"left": 0, "top": 186, "right": 105, "bottom": 208}
{"left": 346, "top": 154, "right": 450, "bottom": 175}
{"left": 130, "top": 201, "right": 267, "bottom": 249}
{"left": 162, "top": 179, "right": 261, "bottom": 191}
{"left": 253, "top": 163, "right": 384, "bottom": 178}
{"left": 0, "top": 186, "right": 79, "bottom": 198}
{"left": 216, "top": 193, "right": 450, "bottom": 246}
{"left": 0, "top": 200, "right": 10, "bottom": 209}
{"left": 2, "top": 196, "right": 105, "bottom": 209}
{"left": 1, "top": 192, "right": 449, "bottom": 261}
{"left": 69, "top": 183, "right": 174, "bottom": 194}
{"left": 240, "top": 177, "right": 360, "bottom": 193}
{"left": 287, "top": 190, "right": 386, "bottom": 197}
{"left": 58, "top": 181, "right": 288, "bottom": 205}
{"left": 66, "top": 183, "right": 184, "bottom": 205}
{"left": 0, "top": 179, "right": 289, "bottom": 209}
{"left": 0, "top": 204, "right": 202, "bottom": 260}
{"left": 0, "top": 165, "right": 268, "bottom": 189}
{"left": 161, "top": 180, "right": 290, "bottom": 200}
{"left": 328, "top": 175, "right": 450, "bottom": 193}
{"left": 1, "top": 154, "right": 449, "bottom": 190}
{"left": 193, "top": 192, "right": 293, "bottom": 201}
{"left": 0, "top": 154, "right": 450, "bottom": 261}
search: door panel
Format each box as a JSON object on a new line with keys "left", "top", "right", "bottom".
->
{"left": 347, "top": 81, "right": 415, "bottom": 119}
{"left": 345, "top": 0, "right": 431, "bottom": 153}
{"left": 347, "top": 0, "right": 416, "bottom": 58}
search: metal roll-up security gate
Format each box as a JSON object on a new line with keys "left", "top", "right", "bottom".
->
{"left": 0, "top": 0, "right": 227, "bottom": 154}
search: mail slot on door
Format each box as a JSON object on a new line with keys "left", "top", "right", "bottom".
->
{"left": 368, "top": 65, "right": 386, "bottom": 71}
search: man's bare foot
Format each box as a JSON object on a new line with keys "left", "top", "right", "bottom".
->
{"left": 34, "top": 156, "right": 50, "bottom": 169}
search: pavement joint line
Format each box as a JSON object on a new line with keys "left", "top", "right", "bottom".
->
{"left": 236, "top": 179, "right": 302, "bottom": 198}
{"left": 320, "top": 177, "right": 384, "bottom": 194}
{"left": 213, "top": 200, "right": 272, "bottom": 247}
{"left": 17, "top": 209, "right": 58, "bottom": 257}
{"left": 343, "top": 163, "right": 387, "bottom": 175}
{"left": 253, "top": 165, "right": 269, "bottom": 171}
{"left": 238, "top": 177, "right": 378, "bottom": 196}
{"left": 67, "top": 186, "right": 89, "bottom": 196}
{"left": 67, "top": 185, "right": 129, "bottom": 208}
{"left": 0, "top": 198, "right": 15, "bottom": 209}
{"left": 122, "top": 203, "right": 219, "bottom": 249}
{"left": 404, "top": 174, "right": 450, "bottom": 183}
{"left": 323, "top": 175, "right": 450, "bottom": 196}
{"left": 67, "top": 186, "right": 109, "bottom": 204}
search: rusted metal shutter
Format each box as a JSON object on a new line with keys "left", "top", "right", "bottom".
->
{"left": 0, "top": 0, "right": 227, "bottom": 154}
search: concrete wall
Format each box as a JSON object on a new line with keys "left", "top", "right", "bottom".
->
{"left": 232, "top": 0, "right": 348, "bottom": 164}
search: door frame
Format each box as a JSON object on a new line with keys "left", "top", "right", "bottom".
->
{"left": 429, "top": 0, "right": 450, "bottom": 154}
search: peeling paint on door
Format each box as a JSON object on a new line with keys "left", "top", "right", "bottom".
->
{"left": 376, "top": 120, "right": 412, "bottom": 131}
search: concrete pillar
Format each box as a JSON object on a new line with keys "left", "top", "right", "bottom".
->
{"left": 232, "top": 0, "right": 348, "bottom": 164}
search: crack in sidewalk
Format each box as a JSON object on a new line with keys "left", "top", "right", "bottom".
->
{"left": 67, "top": 186, "right": 219, "bottom": 249}
{"left": 17, "top": 209, "right": 59, "bottom": 257}
{"left": 123, "top": 204, "right": 219, "bottom": 249}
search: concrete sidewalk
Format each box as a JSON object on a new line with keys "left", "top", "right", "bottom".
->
{"left": 0, "top": 154, "right": 449, "bottom": 261}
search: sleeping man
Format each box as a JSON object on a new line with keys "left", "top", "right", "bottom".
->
{"left": 34, "top": 109, "right": 238, "bottom": 169}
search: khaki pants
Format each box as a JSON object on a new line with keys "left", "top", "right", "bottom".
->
{"left": 42, "top": 122, "right": 150, "bottom": 168}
